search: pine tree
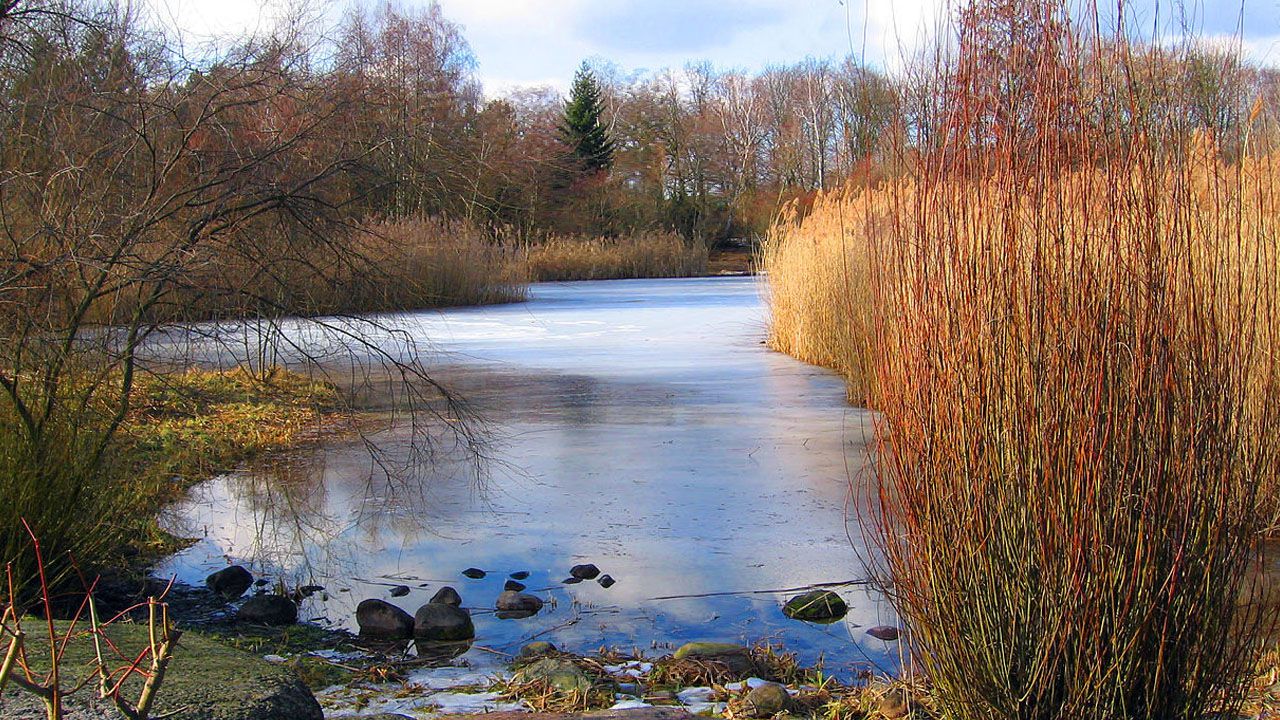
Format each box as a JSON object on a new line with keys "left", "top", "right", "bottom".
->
{"left": 559, "top": 63, "right": 614, "bottom": 174}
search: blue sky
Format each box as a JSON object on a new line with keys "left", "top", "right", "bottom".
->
{"left": 158, "top": 0, "right": 1280, "bottom": 93}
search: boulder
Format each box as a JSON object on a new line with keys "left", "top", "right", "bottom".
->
{"left": 867, "top": 626, "right": 900, "bottom": 641}
{"left": 518, "top": 641, "right": 558, "bottom": 660}
{"left": 597, "top": 574, "right": 616, "bottom": 588}
{"left": 414, "top": 639, "right": 473, "bottom": 663}
{"left": 782, "top": 590, "right": 848, "bottom": 622}
{"left": 672, "top": 642, "right": 756, "bottom": 676}
{"left": 389, "top": 585, "right": 411, "bottom": 598}
{"left": 206, "top": 566, "right": 254, "bottom": 601}
{"left": 569, "top": 563, "right": 601, "bottom": 580}
{"left": 742, "top": 682, "right": 791, "bottom": 718}
{"left": 562, "top": 577, "right": 583, "bottom": 585}
{"left": 504, "top": 579, "right": 527, "bottom": 592}
{"left": 237, "top": 595, "right": 297, "bottom": 626}
{"left": 496, "top": 591, "right": 544, "bottom": 614}
{"left": 519, "top": 657, "right": 590, "bottom": 693}
{"left": 461, "top": 568, "right": 486, "bottom": 579}
{"left": 430, "top": 586, "right": 463, "bottom": 606}
{"left": 0, "top": 622, "right": 323, "bottom": 719}
{"left": 356, "top": 599, "right": 414, "bottom": 639}
{"left": 509, "top": 571, "right": 530, "bottom": 580}
{"left": 413, "top": 603, "right": 475, "bottom": 641}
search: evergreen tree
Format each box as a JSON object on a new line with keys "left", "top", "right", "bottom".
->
{"left": 559, "top": 63, "right": 614, "bottom": 174}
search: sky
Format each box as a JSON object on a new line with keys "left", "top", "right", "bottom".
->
{"left": 154, "top": 0, "right": 1280, "bottom": 95}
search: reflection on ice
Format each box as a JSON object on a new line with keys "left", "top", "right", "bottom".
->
{"left": 153, "top": 277, "right": 899, "bottom": 678}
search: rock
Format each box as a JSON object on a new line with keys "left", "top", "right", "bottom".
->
{"left": 518, "top": 641, "right": 557, "bottom": 659}
{"left": 597, "top": 574, "right": 616, "bottom": 588}
{"left": 297, "top": 585, "right": 324, "bottom": 597}
{"left": 672, "top": 642, "right": 756, "bottom": 676}
{"left": 1, "top": 621, "right": 322, "bottom": 719}
{"left": 867, "top": 626, "right": 900, "bottom": 641}
{"left": 461, "top": 568, "right": 486, "bottom": 579}
{"left": 496, "top": 591, "right": 544, "bottom": 613}
{"left": 877, "top": 688, "right": 910, "bottom": 719}
{"left": 442, "top": 712, "right": 688, "bottom": 720}
{"left": 570, "top": 563, "right": 601, "bottom": 580}
{"left": 207, "top": 566, "right": 254, "bottom": 601}
{"left": 356, "top": 599, "right": 414, "bottom": 639}
{"left": 504, "top": 579, "right": 527, "bottom": 592}
{"left": 430, "top": 586, "right": 463, "bottom": 606}
{"left": 389, "top": 585, "right": 411, "bottom": 598}
{"left": 413, "top": 603, "right": 475, "bottom": 642}
{"left": 414, "top": 639, "right": 473, "bottom": 663}
{"left": 782, "top": 590, "right": 848, "bottom": 622}
{"left": 562, "top": 577, "right": 583, "bottom": 585}
{"left": 519, "top": 657, "right": 590, "bottom": 693}
{"left": 237, "top": 595, "right": 297, "bottom": 626}
{"left": 743, "top": 682, "right": 791, "bottom": 718}
{"left": 509, "top": 571, "right": 530, "bottom": 580}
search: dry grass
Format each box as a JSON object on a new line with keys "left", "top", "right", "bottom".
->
{"left": 526, "top": 231, "right": 708, "bottom": 281}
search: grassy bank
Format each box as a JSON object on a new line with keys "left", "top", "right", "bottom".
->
{"left": 1, "top": 367, "right": 344, "bottom": 602}
{"left": 526, "top": 231, "right": 709, "bottom": 281}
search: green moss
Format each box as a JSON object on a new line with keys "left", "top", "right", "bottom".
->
{"left": 1, "top": 620, "right": 322, "bottom": 719}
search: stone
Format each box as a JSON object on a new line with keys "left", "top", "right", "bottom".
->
{"left": 414, "top": 639, "right": 473, "bottom": 663}
{"left": 519, "top": 657, "right": 591, "bottom": 693}
{"left": 867, "top": 626, "right": 900, "bottom": 641}
{"left": 206, "top": 565, "right": 254, "bottom": 601}
{"left": 562, "top": 577, "right": 583, "bottom": 585}
{"left": 413, "top": 603, "right": 475, "bottom": 642}
{"left": 236, "top": 595, "right": 297, "bottom": 626}
{"left": 461, "top": 568, "right": 486, "bottom": 579}
{"left": 877, "top": 688, "right": 910, "bottom": 719}
{"left": 442, "top": 711, "right": 688, "bottom": 720}
{"left": 297, "top": 585, "right": 324, "bottom": 597}
{"left": 430, "top": 586, "right": 462, "bottom": 606}
{"left": 597, "top": 574, "right": 616, "bottom": 588}
{"left": 389, "top": 585, "right": 411, "bottom": 598}
{"left": 509, "top": 571, "right": 530, "bottom": 580}
{"left": 504, "top": 579, "right": 526, "bottom": 592}
{"left": 672, "top": 642, "right": 756, "bottom": 676}
{"left": 782, "top": 590, "right": 848, "bottom": 622}
{"left": 518, "top": 641, "right": 558, "bottom": 659}
{"left": 570, "top": 563, "right": 601, "bottom": 580}
{"left": 356, "top": 599, "right": 414, "bottom": 639}
{"left": 743, "top": 682, "right": 791, "bottom": 718}
{"left": 496, "top": 591, "right": 544, "bottom": 613}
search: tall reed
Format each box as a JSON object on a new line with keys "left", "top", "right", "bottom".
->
{"left": 525, "top": 231, "right": 708, "bottom": 281}
{"left": 858, "top": 2, "right": 1280, "bottom": 718}
{"left": 761, "top": 192, "right": 878, "bottom": 404}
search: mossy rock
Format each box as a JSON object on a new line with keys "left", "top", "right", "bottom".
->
{"left": 782, "top": 590, "right": 848, "bottom": 622}
{"left": 0, "top": 620, "right": 321, "bottom": 719}
{"left": 518, "top": 657, "right": 593, "bottom": 693}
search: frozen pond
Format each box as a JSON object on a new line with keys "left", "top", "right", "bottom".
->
{"left": 153, "top": 277, "right": 898, "bottom": 678}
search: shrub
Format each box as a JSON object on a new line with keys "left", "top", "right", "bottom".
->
{"left": 860, "top": 2, "right": 1280, "bottom": 719}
